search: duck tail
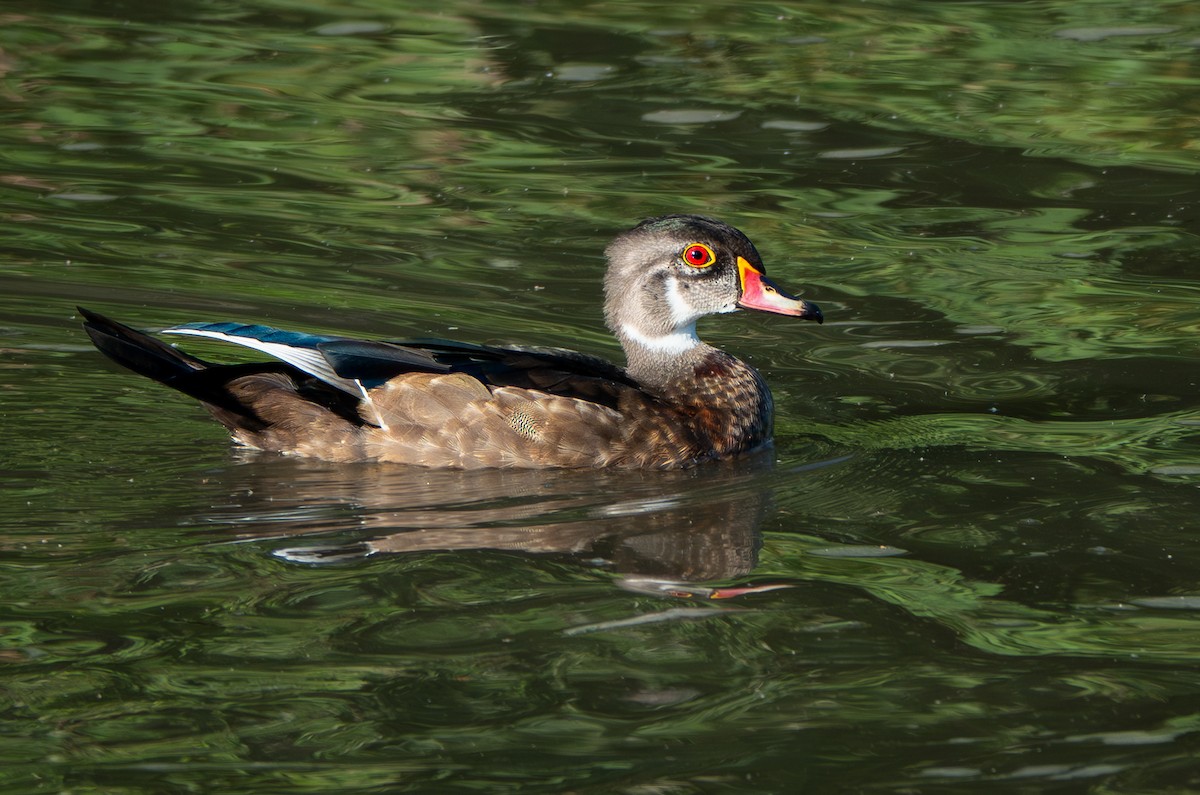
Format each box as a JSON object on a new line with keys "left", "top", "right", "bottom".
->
{"left": 79, "top": 306, "right": 206, "bottom": 382}
{"left": 78, "top": 306, "right": 266, "bottom": 428}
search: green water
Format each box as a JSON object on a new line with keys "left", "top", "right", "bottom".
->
{"left": 4, "top": 0, "right": 1200, "bottom": 791}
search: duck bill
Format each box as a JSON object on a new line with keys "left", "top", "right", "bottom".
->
{"left": 736, "top": 257, "right": 823, "bottom": 323}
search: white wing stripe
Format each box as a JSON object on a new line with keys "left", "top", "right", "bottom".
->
{"left": 163, "top": 326, "right": 361, "bottom": 395}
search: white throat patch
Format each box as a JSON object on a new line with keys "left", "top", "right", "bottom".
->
{"left": 617, "top": 276, "right": 704, "bottom": 355}
{"left": 620, "top": 321, "right": 699, "bottom": 355}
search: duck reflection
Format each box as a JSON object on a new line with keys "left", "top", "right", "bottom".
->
{"left": 202, "top": 450, "right": 802, "bottom": 591}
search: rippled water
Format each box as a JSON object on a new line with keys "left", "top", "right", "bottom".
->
{"left": 4, "top": 1, "right": 1200, "bottom": 792}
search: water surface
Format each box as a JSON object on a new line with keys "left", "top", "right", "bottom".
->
{"left": 4, "top": 1, "right": 1200, "bottom": 792}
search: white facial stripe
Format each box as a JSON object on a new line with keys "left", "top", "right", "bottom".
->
{"left": 619, "top": 322, "right": 699, "bottom": 355}
{"left": 665, "top": 277, "right": 701, "bottom": 328}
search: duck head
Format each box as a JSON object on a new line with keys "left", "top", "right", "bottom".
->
{"left": 603, "top": 215, "right": 822, "bottom": 366}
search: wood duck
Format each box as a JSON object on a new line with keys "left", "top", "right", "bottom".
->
{"left": 81, "top": 214, "right": 823, "bottom": 469}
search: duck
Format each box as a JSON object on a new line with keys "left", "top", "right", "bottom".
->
{"left": 81, "top": 214, "right": 823, "bottom": 469}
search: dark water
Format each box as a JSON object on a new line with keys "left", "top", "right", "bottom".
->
{"left": 4, "top": 1, "right": 1200, "bottom": 791}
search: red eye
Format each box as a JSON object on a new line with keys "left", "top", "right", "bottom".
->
{"left": 682, "top": 243, "right": 715, "bottom": 268}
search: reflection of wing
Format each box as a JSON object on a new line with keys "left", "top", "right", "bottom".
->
{"left": 200, "top": 456, "right": 775, "bottom": 583}
{"left": 360, "top": 486, "right": 765, "bottom": 582}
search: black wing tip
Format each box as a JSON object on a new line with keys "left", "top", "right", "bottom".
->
{"left": 77, "top": 305, "right": 107, "bottom": 328}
